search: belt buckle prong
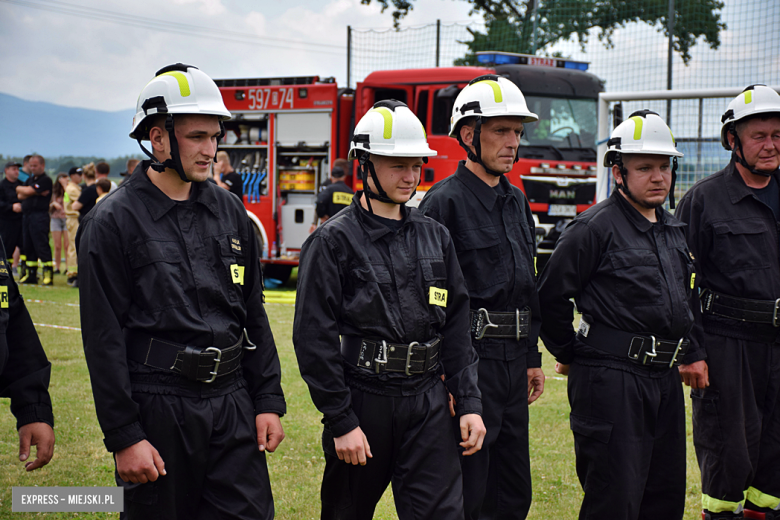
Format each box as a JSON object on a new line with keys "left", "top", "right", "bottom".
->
{"left": 406, "top": 341, "right": 419, "bottom": 376}
{"left": 642, "top": 336, "right": 658, "bottom": 365}
{"left": 516, "top": 309, "right": 521, "bottom": 341}
{"left": 476, "top": 308, "right": 499, "bottom": 340}
{"left": 375, "top": 340, "right": 388, "bottom": 374}
{"left": 669, "top": 338, "right": 684, "bottom": 368}
{"left": 773, "top": 299, "right": 780, "bottom": 327}
{"left": 204, "top": 347, "right": 222, "bottom": 383}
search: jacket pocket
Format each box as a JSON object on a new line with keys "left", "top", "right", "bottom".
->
{"left": 215, "top": 235, "right": 245, "bottom": 302}
{"left": 608, "top": 249, "right": 663, "bottom": 306}
{"left": 419, "top": 257, "right": 448, "bottom": 325}
{"left": 452, "top": 226, "right": 507, "bottom": 291}
{"left": 711, "top": 219, "right": 770, "bottom": 272}
{"left": 128, "top": 241, "right": 187, "bottom": 313}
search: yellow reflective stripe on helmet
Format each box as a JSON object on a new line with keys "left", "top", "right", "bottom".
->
{"left": 702, "top": 492, "right": 745, "bottom": 513}
{"left": 747, "top": 487, "right": 780, "bottom": 510}
{"left": 630, "top": 116, "right": 644, "bottom": 140}
{"left": 371, "top": 107, "right": 394, "bottom": 139}
{"left": 472, "top": 79, "right": 503, "bottom": 103}
{"left": 421, "top": 121, "right": 427, "bottom": 139}
{"left": 160, "top": 71, "right": 191, "bottom": 97}
{"left": 745, "top": 90, "right": 753, "bottom": 104}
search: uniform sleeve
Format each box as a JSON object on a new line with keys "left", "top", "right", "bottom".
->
{"left": 522, "top": 194, "right": 543, "bottom": 369}
{"left": 77, "top": 216, "right": 145, "bottom": 452}
{"left": 292, "top": 235, "right": 359, "bottom": 438}
{"left": 439, "top": 234, "right": 482, "bottom": 417}
{"left": 674, "top": 194, "right": 708, "bottom": 364}
{"left": 315, "top": 190, "right": 328, "bottom": 219}
{"left": 0, "top": 275, "right": 54, "bottom": 430}
{"left": 0, "top": 186, "right": 17, "bottom": 213}
{"left": 33, "top": 176, "right": 52, "bottom": 195}
{"left": 240, "top": 215, "right": 286, "bottom": 416}
{"left": 537, "top": 221, "right": 601, "bottom": 364}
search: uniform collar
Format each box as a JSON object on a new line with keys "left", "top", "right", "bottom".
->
{"left": 723, "top": 158, "right": 780, "bottom": 205}
{"left": 130, "top": 160, "right": 220, "bottom": 221}
{"left": 611, "top": 189, "right": 685, "bottom": 232}
{"left": 352, "top": 191, "right": 423, "bottom": 242}
{"left": 453, "top": 161, "right": 512, "bottom": 211}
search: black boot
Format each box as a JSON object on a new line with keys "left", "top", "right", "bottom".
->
{"left": 42, "top": 266, "right": 53, "bottom": 286}
{"left": 19, "top": 266, "right": 38, "bottom": 284}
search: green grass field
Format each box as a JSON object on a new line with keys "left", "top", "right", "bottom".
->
{"left": 0, "top": 275, "right": 704, "bottom": 519}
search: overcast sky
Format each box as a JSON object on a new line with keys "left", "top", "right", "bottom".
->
{"left": 1, "top": 0, "right": 480, "bottom": 112}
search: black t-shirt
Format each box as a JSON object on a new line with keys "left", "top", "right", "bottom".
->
{"left": 752, "top": 176, "right": 780, "bottom": 221}
{"left": 366, "top": 210, "right": 405, "bottom": 231}
{"left": 77, "top": 184, "right": 99, "bottom": 222}
{"left": 21, "top": 173, "right": 53, "bottom": 214}
{"left": 221, "top": 171, "right": 243, "bottom": 200}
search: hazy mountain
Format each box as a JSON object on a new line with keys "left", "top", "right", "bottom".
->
{"left": 0, "top": 92, "right": 138, "bottom": 157}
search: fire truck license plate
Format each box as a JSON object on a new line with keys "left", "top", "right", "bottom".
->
{"left": 548, "top": 204, "right": 577, "bottom": 217}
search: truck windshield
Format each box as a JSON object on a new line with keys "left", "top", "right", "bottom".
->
{"left": 522, "top": 96, "right": 597, "bottom": 151}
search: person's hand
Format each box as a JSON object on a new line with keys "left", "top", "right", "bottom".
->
{"left": 12, "top": 202, "right": 21, "bottom": 213}
{"left": 441, "top": 374, "right": 456, "bottom": 417}
{"left": 459, "top": 414, "right": 486, "bottom": 456}
{"left": 555, "top": 363, "right": 570, "bottom": 376}
{"left": 334, "top": 427, "right": 372, "bottom": 465}
{"left": 309, "top": 223, "right": 317, "bottom": 234}
{"left": 256, "top": 413, "right": 285, "bottom": 452}
{"left": 527, "top": 367, "right": 545, "bottom": 404}
{"left": 115, "top": 440, "right": 166, "bottom": 484}
{"left": 679, "top": 360, "right": 709, "bottom": 389}
{"left": 18, "top": 422, "right": 55, "bottom": 471}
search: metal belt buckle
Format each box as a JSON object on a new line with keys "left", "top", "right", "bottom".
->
{"left": 773, "top": 299, "right": 780, "bottom": 327}
{"left": 243, "top": 328, "right": 257, "bottom": 350}
{"left": 374, "top": 340, "right": 388, "bottom": 374}
{"left": 475, "top": 308, "right": 499, "bottom": 340}
{"left": 406, "top": 341, "right": 419, "bottom": 376}
{"left": 516, "top": 309, "right": 521, "bottom": 341}
{"left": 642, "top": 336, "right": 658, "bottom": 365}
{"left": 669, "top": 338, "right": 685, "bottom": 368}
{"left": 204, "top": 347, "right": 222, "bottom": 383}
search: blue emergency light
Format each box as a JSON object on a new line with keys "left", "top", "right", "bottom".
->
{"left": 476, "top": 51, "right": 589, "bottom": 71}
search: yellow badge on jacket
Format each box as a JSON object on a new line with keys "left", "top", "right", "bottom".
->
{"left": 690, "top": 273, "right": 696, "bottom": 290}
{"left": 429, "top": 287, "right": 447, "bottom": 307}
{"left": 230, "top": 264, "right": 245, "bottom": 286}
{"left": 1, "top": 286, "right": 8, "bottom": 309}
{"left": 333, "top": 192, "right": 353, "bottom": 205}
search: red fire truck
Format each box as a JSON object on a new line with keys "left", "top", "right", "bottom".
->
{"left": 215, "top": 51, "right": 603, "bottom": 281}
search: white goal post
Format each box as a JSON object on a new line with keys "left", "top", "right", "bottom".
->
{"left": 596, "top": 86, "right": 780, "bottom": 203}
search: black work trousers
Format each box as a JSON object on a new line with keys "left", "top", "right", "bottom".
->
{"left": 118, "top": 388, "right": 274, "bottom": 520}
{"left": 568, "top": 361, "right": 686, "bottom": 520}
{"left": 693, "top": 334, "right": 780, "bottom": 513}
{"left": 22, "top": 211, "right": 51, "bottom": 264}
{"left": 458, "top": 356, "right": 531, "bottom": 520}
{"left": 0, "top": 218, "right": 22, "bottom": 261}
{"left": 320, "top": 380, "right": 464, "bottom": 520}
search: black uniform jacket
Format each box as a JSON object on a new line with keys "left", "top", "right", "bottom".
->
{"left": 0, "top": 250, "right": 53, "bottom": 429}
{"left": 21, "top": 173, "right": 52, "bottom": 213}
{"left": 315, "top": 180, "right": 354, "bottom": 219}
{"left": 0, "top": 178, "right": 22, "bottom": 222}
{"left": 77, "top": 162, "right": 285, "bottom": 452}
{"left": 538, "top": 190, "right": 700, "bottom": 369}
{"left": 419, "top": 162, "right": 542, "bottom": 366}
{"left": 293, "top": 194, "right": 481, "bottom": 438}
{"left": 676, "top": 159, "right": 780, "bottom": 346}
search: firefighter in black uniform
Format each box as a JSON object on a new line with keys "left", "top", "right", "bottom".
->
{"left": 315, "top": 165, "right": 353, "bottom": 222}
{"left": 676, "top": 85, "right": 780, "bottom": 520}
{"left": 17, "top": 155, "right": 53, "bottom": 285}
{"left": 294, "top": 100, "right": 485, "bottom": 520}
{"left": 0, "top": 235, "right": 55, "bottom": 471}
{"left": 0, "top": 161, "right": 24, "bottom": 268}
{"left": 77, "top": 64, "right": 286, "bottom": 520}
{"left": 538, "top": 111, "right": 701, "bottom": 520}
{"left": 419, "top": 75, "right": 544, "bottom": 520}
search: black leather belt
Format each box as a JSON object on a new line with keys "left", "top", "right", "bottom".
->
{"left": 340, "top": 336, "right": 440, "bottom": 375}
{"left": 470, "top": 308, "right": 530, "bottom": 340}
{"left": 701, "top": 289, "right": 780, "bottom": 327}
{"left": 576, "top": 319, "right": 689, "bottom": 367}
{"left": 126, "top": 330, "right": 255, "bottom": 383}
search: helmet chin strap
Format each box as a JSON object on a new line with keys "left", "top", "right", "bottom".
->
{"left": 136, "top": 115, "right": 190, "bottom": 183}
{"left": 615, "top": 153, "right": 679, "bottom": 209}
{"left": 358, "top": 153, "right": 395, "bottom": 215}
{"left": 457, "top": 117, "right": 516, "bottom": 177}
{"left": 731, "top": 129, "right": 780, "bottom": 177}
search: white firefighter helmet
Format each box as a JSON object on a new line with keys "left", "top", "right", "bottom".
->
{"left": 604, "top": 110, "right": 683, "bottom": 167}
{"left": 720, "top": 85, "right": 780, "bottom": 150}
{"left": 348, "top": 100, "right": 436, "bottom": 160}
{"left": 130, "top": 63, "right": 231, "bottom": 140}
{"left": 449, "top": 74, "right": 538, "bottom": 138}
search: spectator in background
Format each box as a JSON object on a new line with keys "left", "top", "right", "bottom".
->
{"left": 18, "top": 155, "right": 32, "bottom": 183}
{"left": 95, "top": 178, "right": 111, "bottom": 203}
{"left": 96, "top": 162, "right": 117, "bottom": 193}
{"left": 16, "top": 154, "right": 53, "bottom": 285}
{"left": 0, "top": 161, "right": 24, "bottom": 276}
{"left": 120, "top": 158, "right": 140, "bottom": 185}
{"left": 49, "top": 173, "right": 69, "bottom": 275}
{"left": 214, "top": 151, "right": 243, "bottom": 199}
{"left": 309, "top": 162, "right": 353, "bottom": 233}
{"left": 73, "top": 163, "right": 97, "bottom": 223}
{"left": 64, "top": 167, "right": 82, "bottom": 287}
